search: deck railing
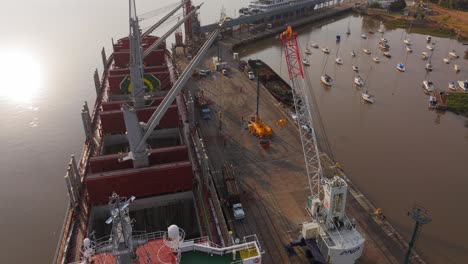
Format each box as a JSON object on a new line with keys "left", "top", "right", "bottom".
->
{"left": 53, "top": 50, "right": 114, "bottom": 264}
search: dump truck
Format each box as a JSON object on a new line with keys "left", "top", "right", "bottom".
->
{"left": 223, "top": 164, "right": 245, "bottom": 220}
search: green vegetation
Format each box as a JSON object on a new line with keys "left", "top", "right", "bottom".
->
{"left": 446, "top": 92, "right": 468, "bottom": 116}
{"left": 368, "top": 2, "right": 382, "bottom": 8}
{"left": 388, "top": 0, "right": 407, "bottom": 12}
{"left": 409, "top": 26, "right": 456, "bottom": 38}
{"left": 381, "top": 17, "right": 457, "bottom": 38}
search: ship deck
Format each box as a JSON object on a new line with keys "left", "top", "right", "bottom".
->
{"left": 175, "top": 44, "right": 425, "bottom": 263}
{"left": 91, "top": 239, "right": 241, "bottom": 264}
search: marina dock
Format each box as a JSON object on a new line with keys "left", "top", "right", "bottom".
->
{"left": 175, "top": 42, "right": 427, "bottom": 263}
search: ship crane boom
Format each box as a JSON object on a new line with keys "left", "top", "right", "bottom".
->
{"left": 122, "top": 17, "right": 227, "bottom": 167}
{"left": 142, "top": 3, "right": 202, "bottom": 58}
{"left": 128, "top": 0, "right": 201, "bottom": 108}
{"left": 140, "top": 0, "right": 188, "bottom": 39}
{"left": 137, "top": 17, "right": 225, "bottom": 150}
{"left": 280, "top": 26, "right": 323, "bottom": 199}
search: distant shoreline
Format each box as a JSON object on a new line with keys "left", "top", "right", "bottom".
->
{"left": 364, "top": 5, "right": 468, "bottom": 41}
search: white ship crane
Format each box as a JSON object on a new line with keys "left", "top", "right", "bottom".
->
{"left": 280, "top": 26, "right": 365, "bottom": 263}
{"left": 122, "top": 0, "right": 226, "bottom": 168}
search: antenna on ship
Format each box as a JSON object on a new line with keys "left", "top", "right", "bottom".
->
{"left": 162, "top": 224, "right": 185, "bottom": 263}
{"left": 106, "top": 193, "right": 137, "bottom": 262}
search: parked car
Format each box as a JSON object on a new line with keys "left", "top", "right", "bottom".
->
{"left": 248, "top": 71, "right": 255, "bottom": 80}
{"left": 200, "top": 108, "right": 211, "bottom": 120}
{"left": 199, "top": 69, "right": 211, "bottom": 76}
{"left": 232, "top": 203, "right": 245, "bottom": 220}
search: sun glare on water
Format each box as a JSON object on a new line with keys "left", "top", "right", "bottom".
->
{"left": 0, "top": 50, "right": 43, "bottom": 103}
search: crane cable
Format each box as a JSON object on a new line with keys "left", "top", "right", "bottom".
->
{"left": 138, "top": 1, "right": 181, "bottom": 21}
{"left": 139, "top": 12, "right": 183, "bottom": 32}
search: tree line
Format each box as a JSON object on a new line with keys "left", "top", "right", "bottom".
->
{"left": 428, "top": 0, "right": 468, "bottom": 11}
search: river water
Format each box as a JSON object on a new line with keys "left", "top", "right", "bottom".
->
{"left": 239, "top": 14, "right": 468, "bottom": 264}
{"left": 1, "top": 0, "right": 466, "bottom": 263}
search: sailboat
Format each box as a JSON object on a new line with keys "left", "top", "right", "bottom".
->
{"left": 425, "top": 63, "right": 433, "bottom": 71}
{"left": 397, "top": 63, "right": 406, "bottom": 72}
{"left": 302, "top": 58, "right": 310, "bottom": 66}
{"left": 426, "top": 35, "right": 432, "bottom": 42}
{"left": 305, "top": 48, "right": 312, "bottom": 55}
{"left": 346, "top": 17, "right": 351, "bottom": 35}
{"left": 352, "top": 65, "right": 359, "bottom": 72}
{"left": 406, "top": 46, "right": 413, "bottom": 52}
{"left": 350, "top": 50, "right": 356, "bottom": 57}
{"left": 403, "top": 21, "right": 413, "bottom": 45}
{"left": 322, "top": 47, "right": 330, "bottom": 54}
{"left": 458, "top": 80, "right": 468, "bottom": 91}
{"left": 320, "top": 43, "right": 332, "bottom": 86}
{"left": 421, "top": 52, "right": 429, "bottom": 60}
{"left": 443, "top": 58, "right": 450, "bottom": 64}
{"left": 426, "top": 61, "right": 434, "bottom": 71}
{"left": 448, "top": 82, "right": 457, "bottom": 91}
{"left": 321, "top": 74, "right": 333, "bottom": 86}
{"left": 361, "top": 66, "right": 375, "bottom": 103}
{"left": 354, "top": 75, "right": 364, "bottom": 86}
{"left": 362, "top": 90, "right": 375, "bottom": 103}
{"left": 423, "top": 80, "right": 435, "bottom": 93}
{"left": 454, "top": 64, "right": 461, "bottom": 72}
{"left": 379, "top": 42, "right": 390, "bottom": 50}
{"left": 448, "top": 50, "right": 458, "bottom": 58}
{"left": 373, "top": 57, "right": 380, "bottom": 63}
{"left": 378, "top": 21, "right": 385, "bottom": 33}
{"left": 428, "top": 95, "right": 437, "bottom": 108}
{"left": 425, "top": 43, "right": 435, "bottom": 71}
{"left": 335, "top": 43, "right": 343, "bottom": 65}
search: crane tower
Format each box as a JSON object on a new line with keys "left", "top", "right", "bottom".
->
{"left": 280, "top": 26, "right": 365, "bottom": 263}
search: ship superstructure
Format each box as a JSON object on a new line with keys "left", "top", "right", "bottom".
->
{"left": 54, "top": 1, "right": 262, "bottom": 263}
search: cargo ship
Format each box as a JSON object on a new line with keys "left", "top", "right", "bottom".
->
{"left": 53, "top": 1, "right": 263, "bottom": 263}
